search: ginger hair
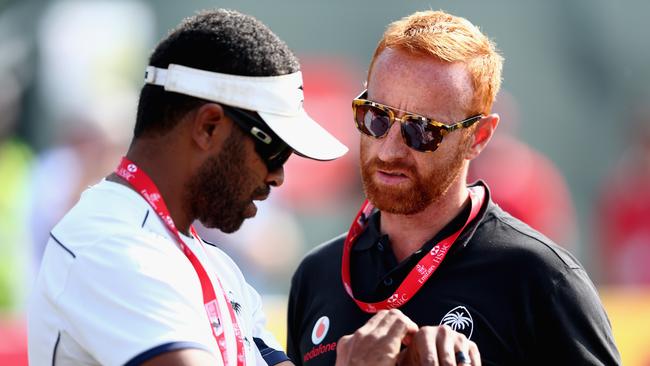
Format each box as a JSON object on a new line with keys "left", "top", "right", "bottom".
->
{"left": 368, "top": 10, "right": 504, "bottom": 115}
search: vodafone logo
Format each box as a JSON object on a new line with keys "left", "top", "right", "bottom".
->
{"left": 311, "top": 316, "right": 330, "bottom": 345}
{"left": 127, "top": 163, "right": 137, "bottom": 173}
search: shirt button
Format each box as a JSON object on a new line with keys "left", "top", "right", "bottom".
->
{"left": 377, "top": 242, "right": 384, "bottom": 251}
{"left": 383, "top": 277, "right": 393, "bottom": 286}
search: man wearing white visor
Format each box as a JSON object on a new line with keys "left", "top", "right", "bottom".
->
{"left": 28, "top": 9, "right": 346, "bottom": 366}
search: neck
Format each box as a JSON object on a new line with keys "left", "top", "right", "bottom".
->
{"left": 108, "top": 137, "right": 194, "bottom": 235}
{"left": 380, "top": 178, "right": 469, "bottom": 263}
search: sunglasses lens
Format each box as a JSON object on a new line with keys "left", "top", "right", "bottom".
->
{"left": 354, "top": 104, "right": 391, "bottom": 138}
{"left": 402, "top": 118, "right": 443, "bottom": 152}
{"left": 265, "top": 146, "right": 292, "bottom": 171}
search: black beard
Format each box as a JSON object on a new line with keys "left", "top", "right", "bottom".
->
{"left": 184, "top": 131, "right": 269, "bottom": 233}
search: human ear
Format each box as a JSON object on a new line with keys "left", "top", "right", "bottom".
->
{"left": 190, "top": 103, "right": 230, "bottom": 152}
{"left": 465, "top": 113, "right": 499, "bottom": 160}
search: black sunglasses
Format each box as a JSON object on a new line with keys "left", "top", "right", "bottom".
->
{"left": 222, "top": 105, "right": 293, "bottom": 171}
{"left": 352, "top": 90, "right": 482, "bottom": 152}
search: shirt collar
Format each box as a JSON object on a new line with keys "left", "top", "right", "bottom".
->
{"left": 352, "top": 208, "right": 384, "bottom": 252}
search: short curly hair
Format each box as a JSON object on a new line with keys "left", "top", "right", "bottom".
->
{"left": 134, "top": 9, "right": 300, "bottom": 138}
{"left": 368, "top": 10, "right": 503, "bottom": 115}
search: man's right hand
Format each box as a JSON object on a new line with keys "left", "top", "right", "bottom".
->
{"left": 335, "top": 309, "right": 418, "bottom": 366}
{"left": 334, "top": 309, "right": 481, "bottom": 366}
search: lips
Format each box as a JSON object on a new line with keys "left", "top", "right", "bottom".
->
{"left": 253, "top": 193, "right": 269, "bottom": 201}
{"left": 375, "top": 170, "right": 411, "bottom": 186}
{"left": 251, "top": 185, "right": 271, "bottom": 202}
{"left": 377, "top": 169, "right": 408, "bottom": 178}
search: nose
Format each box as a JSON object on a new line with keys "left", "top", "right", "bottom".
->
{"left": 376, "top": 120, "right": 409, "bottom": 162}
{"left": 265, "top": 165, "right": 284, "bottom": 187}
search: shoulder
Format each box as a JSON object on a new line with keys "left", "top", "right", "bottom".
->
{"left": 298, "top": 233, "right": 346, "bottom": 270}
{"left": 476, "top": 202, "right": 583, "bottom": 278}
{"left": 291, "top": 232, "right": 346, "bottom": 286}
{"left": 305, "top": 232, "right": 347, "bottom": 261}
{"left": 52, "top": 180, "right": 154, "bottom": 252}
{"left": 43, "top": 181, "right": 196, "bottom": 298}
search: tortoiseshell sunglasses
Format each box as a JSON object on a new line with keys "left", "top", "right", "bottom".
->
{"left": 352, "top": 90, "right": 482, "bottom": 152}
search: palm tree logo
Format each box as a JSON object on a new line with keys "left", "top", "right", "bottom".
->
{"left": 440, "top": 306, "right": 474, "bottom": 339}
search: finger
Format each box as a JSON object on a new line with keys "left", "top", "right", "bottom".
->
{"left": 435, "top": 325, "right": 459, "bottom": 366}
{"left": 334, "top": 335, "right": 353, "bottom": 366}
{"left": 454, "top": 335, "right": 472, "bottom": 366}
{"left": 356, "top": 309, "right": 390, "bottom": 336}
{"left": 468, "top": 341, "right": 481, "bottom": 366}
{"left": 365, "top": 309, "right": 415, "bottom": 360}
{"left": 396, "top": 347, "right": 409, "bottom": 366}
{"left": 382, "top": 309, "right": 418, "bottom": 346}
{"left": 337, "top": 334, "right": 352, "bottom": 350}
{"left": 455, "top": 350, "right": 472, "bottom": 366}
{"left": 412, "top": 326, "right": 439, "bottom": 365}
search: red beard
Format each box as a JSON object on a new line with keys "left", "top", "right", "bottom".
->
{"left": 360, "top": 143, "right": 468, "bottom": 215}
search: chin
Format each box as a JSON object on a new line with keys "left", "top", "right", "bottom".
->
{"left": 200, "top": 216, "right": 245, "bottom": 234}
{"left": 218, "top": 223, "right": 244, "bottom": 234}
{"left": 364, "top": 184, "right": 430, "bottom": 215}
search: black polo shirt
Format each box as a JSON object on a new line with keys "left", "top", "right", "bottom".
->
{"left": 287, "top": 182, "right": 620, "bottom": 366}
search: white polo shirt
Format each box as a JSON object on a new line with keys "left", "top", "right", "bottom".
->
{"left": 28, "top": 180, "right": 289, "bottom": 366}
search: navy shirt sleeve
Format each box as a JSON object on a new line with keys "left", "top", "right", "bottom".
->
{"left": 287, "top": 263, "right": 304, "bottom": 366}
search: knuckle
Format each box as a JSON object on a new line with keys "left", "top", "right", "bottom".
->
{"left": 422, "top": 354, "right": 437, "bottom": 365}
{"left": 338, "top": 335, "right": 351, "bottom": 345}
{"left": 387, "top": 308, "right": 401, "bottom": 316}
{"left": 365, "top": 332, "right": 381, "bottom": 343}
{"left": 438, "top": 324, "right": 453, "bottom": 337}
{"left": 456, "top": 333, "right": 469, "bottom": 344}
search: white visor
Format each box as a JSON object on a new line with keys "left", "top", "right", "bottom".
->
{"left": 144, "top": 64, "right": 348, "bottom": 161}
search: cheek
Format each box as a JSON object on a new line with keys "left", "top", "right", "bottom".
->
{"left": 359, "top": 135, "right": 377, "bottom": 162}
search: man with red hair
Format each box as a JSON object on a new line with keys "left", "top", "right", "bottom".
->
{"left": 288, "top": 10, "right": 620, "bottom": 365}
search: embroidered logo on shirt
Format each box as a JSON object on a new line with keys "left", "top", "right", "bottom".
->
{"left": 440, "top": 305, "right": 474, "bottom": 339}
{"left": 304, "top": 315, "right": 337, "bottom": 363}
{"left": 228, "top": 290, "right": 242, "bottom": 315}
{"left": 311, "top": 316, "right": 330, "bottom": 345}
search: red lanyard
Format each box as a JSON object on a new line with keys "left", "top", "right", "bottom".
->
{"left": 341, "top": 186, "right": 485, "bottom": 313}
{"left": 115, "top": 157, "right": 245, "bottom": 366}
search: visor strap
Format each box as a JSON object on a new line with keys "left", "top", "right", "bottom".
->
{"left": 144, "top": 66, "right": 168, "bottom": 86}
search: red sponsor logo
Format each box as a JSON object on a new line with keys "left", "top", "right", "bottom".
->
{"left": 417, "top": 265, "right": 435, "bottom": 284}
{"left": 142, "top": 189, "right": 162, "bottom": 206}
{"left": 386, "top": 292, "right": 408, "bottom": 308}
{"left": 311, "top": 316, "right": 330, "bottom": 345}
{"left": 117, "top": 167, "right": 135, "bottom": 180}
{"left": 429, "top": 243, "right": 450, "bottom": 264}
{"left": 303, "top": 341, "right": 337, "bottom": 363}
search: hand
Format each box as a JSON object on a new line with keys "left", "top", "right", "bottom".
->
{"left": 335, "top": 309, "right": 418, "bottom": 366}
{"left": 397, "top": 325, "right": 480, "bottom": 366}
